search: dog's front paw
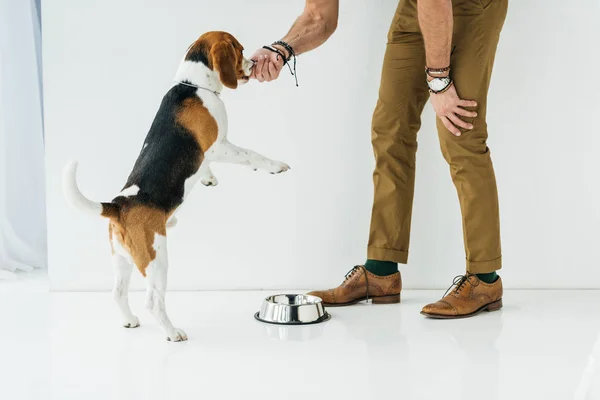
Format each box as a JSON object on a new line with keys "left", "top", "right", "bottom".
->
{"left": 166, "top": 328, "right": 188, "bottom": 342}
{"left": 201, "top": 175, "right": 219, "bottom": 187}
{"left": 123, "top": 316, "right": 140, "bottom": 329}
{"left": 267, "top": 161, "right": 291, "bottom": 175}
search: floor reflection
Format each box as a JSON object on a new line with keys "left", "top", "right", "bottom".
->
{"left": 333, "top": 303, "right": 504, "bottom": 400}
{"left": 260, "top": 320, "right": 327, "bottom": 342}
{"left": 574, "top": 328, "right": 600, "bottom": 399}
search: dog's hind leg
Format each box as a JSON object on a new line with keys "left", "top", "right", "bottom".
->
{"left": 144, "top": 233, "right": 187, "bottom": 342}
{"left": 198, "top": 161, "right": 218, "bottom": 186}
{"left": 112, "top": 253, "right": 140, "bottom": 328}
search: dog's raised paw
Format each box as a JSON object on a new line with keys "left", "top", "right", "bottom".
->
{"left": 268, "top": 161, "right": 290, "bottom": 174}
{"left": 201, "top": 176, "right": 218, "bottom": 187}
{"left": 123, "top": 316, "right": 140, "bottom": 329}
{"left": 166, "top": 328, "right": 188, "bottom": 342}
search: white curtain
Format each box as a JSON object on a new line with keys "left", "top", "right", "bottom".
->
{"left": 0, "top": 0, "right": 46, "bottom": 280}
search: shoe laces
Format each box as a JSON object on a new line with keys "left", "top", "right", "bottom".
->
{"left": 344, "top": 265, "right": 370, "bottom": 302}
{"left": 443, "top": 274, "right": 472, "bottom": 297}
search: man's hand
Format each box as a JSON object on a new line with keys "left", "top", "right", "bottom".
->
{"left": 417, "top": 0, "right": 475, "bottom": 136}
{"left": 249, "top": 0, "right": 339, "bottom": 83}
{"left": 250, "top": 48, "right": 285, "bottom": 82}
{"left": 430, "top": 85, "right": 477, "bottom": 137}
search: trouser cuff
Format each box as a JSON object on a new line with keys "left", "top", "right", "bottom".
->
{"left": 367, "top": 247, "right": 408, "bottom": 264}
{"left": 467, "top": 256, "right": 502, "bottom": 274}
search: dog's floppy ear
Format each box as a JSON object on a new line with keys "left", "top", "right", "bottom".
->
{"left": 210, "top": 42, "right": 237, "bottom": 89}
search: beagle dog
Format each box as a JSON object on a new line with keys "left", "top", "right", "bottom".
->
{"left": 62, "top": 31, "right": 289, "bottom": 342}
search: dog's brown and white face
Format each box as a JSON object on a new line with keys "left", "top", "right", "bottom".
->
{"left": 185, "top": 31, "right": 253, "bottom": 89}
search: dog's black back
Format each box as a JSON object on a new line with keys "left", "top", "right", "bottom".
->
{"left": 113, "top": 84, "right": 203, "bottom": 212}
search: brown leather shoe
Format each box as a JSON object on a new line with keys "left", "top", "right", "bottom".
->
{"left": 421, "top": 274, "right": 503, "bottom": 319}
{"left": 307, "top": 266, "right": 401, "bottom": 307}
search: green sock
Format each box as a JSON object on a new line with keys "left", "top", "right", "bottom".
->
{"left": 364, "top": 259, "right": 398, "bottom": 276}
{"left": 476, "top": 272, "right": 498, "bottom": 284}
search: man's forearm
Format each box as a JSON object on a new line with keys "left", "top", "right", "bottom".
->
{"left": 275, "top": 0, "right": 339, "bottom": 56}
{"left": 417, "top": 0, "right": 453, "bottom": 69}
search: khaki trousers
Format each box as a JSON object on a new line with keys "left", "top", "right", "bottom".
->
{"left": 367, "top": 0, "right": 508, "bottom": 273}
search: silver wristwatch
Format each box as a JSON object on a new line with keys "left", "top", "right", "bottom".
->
{"left": 427, "top": 76, "right": 453, "bottom": 94}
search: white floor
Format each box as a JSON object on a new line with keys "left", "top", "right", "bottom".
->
{"left": 1, "top": 282, "right": 600, "bottom": 400}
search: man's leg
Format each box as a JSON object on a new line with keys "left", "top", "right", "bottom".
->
{"left": 438, "top": 0, "right": 508, "bottom": 274}
{"left": 422, "top": 0, "right": 509, "bottom": 319}
{"left": 366, "top": 4, "right": 430, "bottom": 272}
{"left": 307, "top": 1, "right": 428, "bottom": 306}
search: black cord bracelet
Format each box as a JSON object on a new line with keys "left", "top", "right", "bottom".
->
{"left": 262, "top": 45, "right": 287, "bottom": 64}
{"left": 262, "top": 41, "right": 298, "bottom": 87}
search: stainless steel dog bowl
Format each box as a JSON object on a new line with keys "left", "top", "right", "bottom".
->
{"left": 254, "top": 294, "right": 331, "bottom": 325}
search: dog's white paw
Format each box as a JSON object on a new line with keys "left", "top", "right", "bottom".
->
{"left": 201, "top": 175, "right": 218, "bottom": 187}
{"left": 123, "top": 316, "right": 140, "bottom": 329}
{"left": 166, "top": 328, "right": 188, "bottom": 342}
{"left": 267, "top": 161, "right": 290, "bottom": 174}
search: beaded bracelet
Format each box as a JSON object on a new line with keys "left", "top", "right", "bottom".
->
{"left": 272, "top": 40, "right": 295, "bottom": 60}
{"left": 426, "top": 65, "right": 451, "bottom": 77}
{"left": 426, "top": 47, "right": 455, "bottom": 77}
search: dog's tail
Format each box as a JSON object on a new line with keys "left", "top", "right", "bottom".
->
{"left": 62, "top": 161, "right": 119, "bottom": 219}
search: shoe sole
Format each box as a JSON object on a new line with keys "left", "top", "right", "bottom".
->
{"left": 420, "top": 298, "right": 503, "bottom": 319}
{"left": 323, "top": 294, "right": 401, "bottom": 307}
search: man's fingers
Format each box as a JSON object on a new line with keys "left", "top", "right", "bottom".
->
{"left": 268, "top": 62, "right": 279, "bottom": 80}
{"left": 448, "top": 113, "right": 473, "bottom": 130}
{"left": 441, "top": 116, "right": 461, "bottom": 137}
{"left": 458, "top": 99, "right": 478, "bottom": 108}
{"left": 261, "top": 56, "right": 271, "bottom": 81}
{"left": 255, "top": 55, "right": 266, "bottom": 82}
{"left": 250, "top": 52, "right": 283, "bottom": 82}
{"left": 248, "top": 48, "right": 285, "bottom": 83}
{"left": 454, "top": 107, "right": 478, "bottom": 118}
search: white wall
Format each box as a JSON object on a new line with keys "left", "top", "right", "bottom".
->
{"left": 44, "top": 0, "right": 600, "bottom": 291}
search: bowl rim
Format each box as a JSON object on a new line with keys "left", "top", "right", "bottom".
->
{"left": 263, "top": 293, "right": 323, "bottom": 306}
{"left": 254, "top": 311, "right": 331, "bottom": 326}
